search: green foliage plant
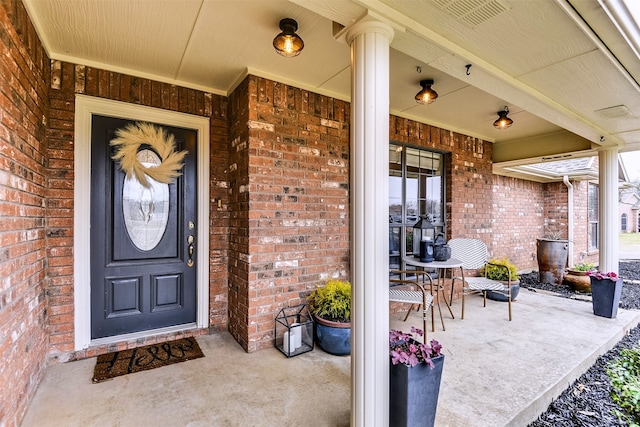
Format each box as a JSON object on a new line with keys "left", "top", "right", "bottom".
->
{"left": 572, "top": 262, "right": 595, "bottom": 272}
{"left": 607, "top": 344, "right": 640, "bottom": 425}
{"left": 480, "top": 257, "right": 519, "bottom": 281}
{"left": 307, "top": 279, "right": 351, "bottom": 323}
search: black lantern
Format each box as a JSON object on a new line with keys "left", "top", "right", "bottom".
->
{"left": 413, "top": 214, "right": 436, "bottom": 262}
{"left": 274, "top": 304, "right": 314, "bottom": 357}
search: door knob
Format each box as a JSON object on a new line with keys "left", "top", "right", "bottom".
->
{"left": 187, "top": 235, "right": 195, "bottom": 267}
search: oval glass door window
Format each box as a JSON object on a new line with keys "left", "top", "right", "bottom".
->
{"left": 122, "top": 149, "right": 170, "bottom": 251}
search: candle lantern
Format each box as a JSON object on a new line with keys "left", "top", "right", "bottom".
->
{"left": 413, "top": 214, "right": 436, "bottom": 262}
{"left": 274, "top": 304, "right": 314, "bottom": 357}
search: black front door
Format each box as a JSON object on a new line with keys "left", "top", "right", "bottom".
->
{"left": 90, "top": 115, "right": 197, "bottom": 339}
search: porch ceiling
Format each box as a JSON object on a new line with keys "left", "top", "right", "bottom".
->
{"left": 22, "top": 0, "right": 640, "bottom": 178}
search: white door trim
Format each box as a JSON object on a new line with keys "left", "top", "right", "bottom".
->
{"left": 73, "top": 94, "right": 210, "bottom": 351}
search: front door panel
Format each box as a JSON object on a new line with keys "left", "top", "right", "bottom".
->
{"left": 90, "top": 115, "right": 197, "bottom": 339}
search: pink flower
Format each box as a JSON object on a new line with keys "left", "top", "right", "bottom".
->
{"left": 389, "top": 328, "right": 442, "bottom": 368}
{"left": 586, "top": 270, "right": 620, "bottom": 281}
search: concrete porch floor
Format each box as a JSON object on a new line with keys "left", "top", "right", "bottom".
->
{"left": 21, "top": 288, "right": 640, "bottom": 427}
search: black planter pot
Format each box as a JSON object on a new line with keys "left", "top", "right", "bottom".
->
{"left": 389, "top": 354, "right": 444, "bottom": 427}
{"left": 590, "top": 277, "right": 623, "bottom": 318}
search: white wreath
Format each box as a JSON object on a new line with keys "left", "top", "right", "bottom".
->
{"left": 110, "top": 122, "right": 188, "bottom": 188}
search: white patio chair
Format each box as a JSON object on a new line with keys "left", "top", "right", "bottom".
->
{"left": 448, "top": 238, "right": 513, "bottom": 321}
{"left": 389, "top": 270, "right": 435, "bottom": 343}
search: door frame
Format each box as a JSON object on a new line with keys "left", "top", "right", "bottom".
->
{"left": 73, "top": 94, "right": 210, "bottom": 351}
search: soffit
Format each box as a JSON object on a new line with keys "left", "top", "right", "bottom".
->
{"left": 21, "top": 0, "right": 640, "bottom": 162}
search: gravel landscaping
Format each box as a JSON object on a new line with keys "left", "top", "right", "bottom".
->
{"left": 526, "top": 260, "right": 640, "bottom": 426}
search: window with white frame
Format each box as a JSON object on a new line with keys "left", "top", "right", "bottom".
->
{"left": 388, "top": 143, "right": 445, "bottom": 270}
{"left": 622, "top": 213, "right": 628, "bottom": 232}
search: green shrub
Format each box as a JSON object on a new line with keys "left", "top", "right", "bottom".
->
{"left": 607, "top": 345, "right": 640, "bottom": 425}
{"left": 573, "top": 262, "right": 595, "bottom": 272}
{"left": 307, "top": 279, "right": 351, "bottom": 323}
{"left": 480, "top": 257, "right": 519, "bottom": 281}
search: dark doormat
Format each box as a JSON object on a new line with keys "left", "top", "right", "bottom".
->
{"left": 92, "top": 337, "right": 204, "bottom": 383}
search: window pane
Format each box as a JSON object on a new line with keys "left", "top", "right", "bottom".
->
{"left": 389, "top": 144, "right": 402, "bottom": 167}
{"left": 389, "top": 175, "right": 403, "bottom": 223}
{"left": 406, "top": 226, "right": 416, "bottom": 257}
{"left": 388, "top": 144, "right": 444, "bottom": 269}
{"left": 588, "top": 223, "right": 598, "bottom": 250}
{"left": 122, "top": 149, "right": 170, "bottom": 251}
{"left": 406, "top": 169, "right": 418, "bottom": 221}
{"left": 426, "top": 175, "right": 442, "bottom": 222}
{"left": 588, "top": 184, "right": 598, "bottom": 221}
{"left": 389, "top": 227, "right": 401, "bottom": 270}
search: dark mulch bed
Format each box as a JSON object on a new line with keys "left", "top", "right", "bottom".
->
{"left": 526, "top": 261, "right": 640, "bottom": 427}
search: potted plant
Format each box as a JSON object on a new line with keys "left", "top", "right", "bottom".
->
{"left": 587, "top": 270, "right": 623, "bottom": 318}
{"left": 480, "top": 257, "right": 520, "bottom": 301}
{"left": 564, "top": 262, "right": 595, "bottom": 293}
{"left": 307, "top": 279, "right": 351, "bottom": 355}
{"left": 389, "top": 327, "right": 444, "bottom": 427}
{"left": 537, "top": 230, "right": 569, "bottom": 285}
{"left": 568, "top": 262, "right": 595, "bottom": 273}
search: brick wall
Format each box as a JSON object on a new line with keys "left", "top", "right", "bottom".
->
{"left": 491, "top": 176, "right": 544, "bottom": 271}
{"left": 45, "top": 62, "right": 230, "bottom": 359}
{"left": 227, "top": 77, "right": 251, "bottom": 349}
{"left": 230, "top": 76, "right": 351, "bottom": 352}
{"left": 0, "top": 1, "right": 50, "bottom": 425}
{"left": 543, "top": 181, "right": 569, "bottom": 239}
{"left": 490, "top": 177, "right": 599, "bottom": 272}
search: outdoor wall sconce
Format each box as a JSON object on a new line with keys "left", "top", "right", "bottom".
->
{"left": 413, "top": 214, "right": 436, "bottom": 262}
{"left": 273, "top": 18, "right": 304, "bottom": 57}
{"left": 415, "top": 79, "right": 438, "bottom": 105}
{"left": 493, "top": 106, "right": 514, "bottom": 129}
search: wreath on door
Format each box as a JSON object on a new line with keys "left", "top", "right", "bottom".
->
{"left": 110, "top": 122, "right": 188, "bottom": 188}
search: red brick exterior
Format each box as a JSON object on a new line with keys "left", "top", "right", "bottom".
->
{"left": 490, "top": 177, "right": 599, "bottom": 271}
{"left": 227, "top": 77, "right": 251, "bottom": 349}
{"left": 0, "top": 3, "right": 603, "bottom": 425}
{"left": 491, "top": 176, "right": 544, "bottom": 269}
{"left": 0, "top": 2, "right": 50, "bottom": 425}
{"left": 543, "top": 181, "right": 569, "bottom": 238}
{"left": 229, "top": 76, "right": 351, "bottom": 352}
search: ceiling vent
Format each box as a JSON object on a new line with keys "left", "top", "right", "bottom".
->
{"left": 431, "top": 0, "right": 511, "bottom": 27}
{"left": 595, "top": 105, "right": 633, "bottom": 119}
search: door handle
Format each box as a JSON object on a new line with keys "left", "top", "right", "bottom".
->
{"left": 187, "top": 235, "right": 195, "bottom": 267}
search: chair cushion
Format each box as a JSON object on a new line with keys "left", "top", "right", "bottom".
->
{"left": 462, "top": 276, "right": 508, "bottom": 291}
{"left": 389, "top": 289, "right": 434, "bottom": 306}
